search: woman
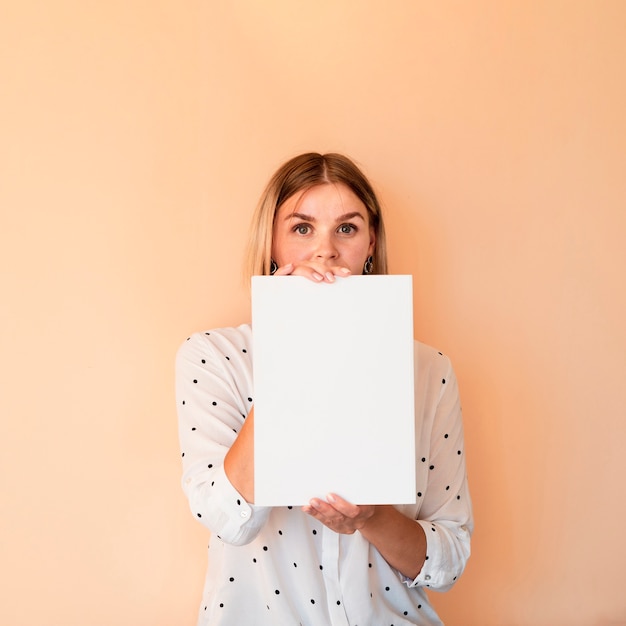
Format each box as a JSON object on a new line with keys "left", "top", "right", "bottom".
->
{"left": 176, "top": 152, "right": 473, "bottom": 625}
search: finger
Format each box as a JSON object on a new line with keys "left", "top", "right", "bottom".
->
{"left": 328, "top": 266, "right": 352, "bottom": 277}
{"left": 303, "top": 501, "right": 348, "bottom": 529}
{"left": 315, "top": 266, "right": 352, "bottom": 282}
{"left": 288, "top": 265, "right": 327, "bottom": 282}
{"left": 306, "top": 497, "right": 338, "bottom": 517}
{"left": 302, "top": 502, "right": 361, "bottom": 535}
{"left": 326, "top": 493, "right": 360, "bottom": 518}
{"left": 273, "top": 263, "right": 294, "bottom": 276}
{"left": 290, "top": 264, "right": 351, "bottom": 283}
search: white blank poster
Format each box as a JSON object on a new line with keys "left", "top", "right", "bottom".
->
{"left": 252, "top": 275, "right": 415, "bottom": 507}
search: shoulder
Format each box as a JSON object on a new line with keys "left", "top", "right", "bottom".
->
{"left": 413, "top": 339, "right": 456, "bottom": 387}
{"left": 177, "top": 324, "right": 252, "bottom": 363}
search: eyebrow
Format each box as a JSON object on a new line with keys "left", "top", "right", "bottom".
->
{"left": 285, "top": 211, "right": 367, "bottom": 222}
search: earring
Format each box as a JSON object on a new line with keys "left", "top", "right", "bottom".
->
{"left": 270, "top": 259, "right": 278, "bottom": 275}
{"left": 363, "top": 255, "right": 374, "bottom": 275}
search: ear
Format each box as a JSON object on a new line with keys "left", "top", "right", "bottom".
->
{"left": 368, "top": 226, "right": 376, "bottom": 256}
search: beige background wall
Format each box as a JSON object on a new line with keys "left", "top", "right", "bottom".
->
{"left": 1, "top": 2, "right": 625, "bottom": 624}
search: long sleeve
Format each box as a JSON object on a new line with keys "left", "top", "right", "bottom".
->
{"left": 407, "top": 343, "right": 473, "bottom": 591}
{"left": 175, "top": 326, "right": 271, "bottom": 545}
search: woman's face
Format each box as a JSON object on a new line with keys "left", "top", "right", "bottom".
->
{"left": 271, "top": 183, "right": 376, "bottom": 274}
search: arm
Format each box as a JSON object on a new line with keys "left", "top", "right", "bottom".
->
{"left": 360, "top": 505, "right": 427, "bottom": 579}
{"left": 303, "top": 497, "right": 427, "bottom": 579}
{"left": 224, "top": 406, "right": 255, "bottom": 502}
{"left": 176, "top": 329, "right": 270, "bottom": 545}
{"left": 411, "top": 351, "right": 473, "bottom": 590}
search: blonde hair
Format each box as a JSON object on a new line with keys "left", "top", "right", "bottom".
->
{"left": 245, "top": 152, "right": 388, "bottom": 282}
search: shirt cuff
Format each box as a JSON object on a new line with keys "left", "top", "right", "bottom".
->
{"left": 402, "top": 520, "right": 456, "bottom": 590}
{"left": 185, "top": 463, "right": 271, "bottom": 545}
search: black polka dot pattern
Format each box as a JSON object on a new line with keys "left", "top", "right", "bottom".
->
{"left": 175, "top": 326, "right": 472, "bottom": 624}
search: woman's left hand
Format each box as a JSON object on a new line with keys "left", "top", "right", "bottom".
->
{"left": 302, "top": 493, "right": 376, "bottom": 534}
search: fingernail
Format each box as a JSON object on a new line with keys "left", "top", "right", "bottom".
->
{"left": 313, "top": 272, "right": 324, "bottom": 281}
{"left": 325, "top": 272, "right": 335, "bottom": 282}
{"left": 327, "top": 493, "right": 336, "bottom": 503}
{"left": 339, "top": 267, "right": 351, "bottom": 275}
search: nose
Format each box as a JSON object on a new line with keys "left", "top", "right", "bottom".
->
{"left": 313, "top": 234, "right": 339, "bottom": 263}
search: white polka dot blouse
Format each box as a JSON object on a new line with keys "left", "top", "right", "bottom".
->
{"left": 176, "top": 324, "right": 473, "bottom": 625}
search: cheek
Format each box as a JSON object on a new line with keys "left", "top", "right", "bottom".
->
{"left": 271, "top": 229, "right": 287, "bottom": 258}
{"left": 272, "top": 236, "right": 305, "bottom": 264}
{"left": 342, "top": 242, "right": 371, "bottom": 272}
{"left": 357, "top": 233, "right": 375, "bottom": 257}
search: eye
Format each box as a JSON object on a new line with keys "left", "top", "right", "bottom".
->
{"left": 293, "top": 223, "right": 311, "bottom": 235}
{"left": 338, "top": 223, "right": 357, "bottom": 235}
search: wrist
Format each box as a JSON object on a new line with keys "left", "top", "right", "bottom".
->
{"left": 359, "top": 505, "right": 390, "bottom": 535}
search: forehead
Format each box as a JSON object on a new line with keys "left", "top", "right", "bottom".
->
{"left": 277, "top": 183, "right": 368, "bottom": 219}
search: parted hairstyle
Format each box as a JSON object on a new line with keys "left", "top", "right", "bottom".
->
{"left": 245, "top": 152, "right": 388, "bottom": 282}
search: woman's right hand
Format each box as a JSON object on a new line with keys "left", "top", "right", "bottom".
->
{"left": 273, "top": 261, "right": 352, "bottom": 283}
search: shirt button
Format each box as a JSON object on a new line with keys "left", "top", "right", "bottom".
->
{"left": 240, "top": 510, "right": 249, "bottom": 518}
{"left": 425, "top": 575, "right": 431, "bottom": 581}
